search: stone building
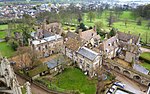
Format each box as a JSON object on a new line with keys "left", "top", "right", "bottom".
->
{"left": 30, "top": 34, "right": 63, "bottom": 58}
{"left": 76, "top": 47, "right": 102, "bottom": 77}
{"left": 0, "top": 57, "right": 22, "bottom": 94}
{"left": 79, "top": 29, "right": 101, "bottom": 47}
{"left": 101, "top": 32, "right": 141, "bottom": 63}
{"left": 30, "top": 22, "right": 64, "bottom": 58}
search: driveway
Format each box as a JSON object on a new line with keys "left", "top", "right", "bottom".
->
{"left": 16, "top": 75, "right": 50, "bottom": 94}
{"left": 113, "top": 71, "right": 148, "bottom": 94}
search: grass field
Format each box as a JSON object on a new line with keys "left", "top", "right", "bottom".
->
{"left": 0, "top": 31, "right": 7, "bottom": 38}
{"left": 0, "top": 42, "right": 15, "bottom": 58}
{"left": 140, "top": 62, "right": 150, "bottom": 70}
{"left": 0, "top": 24, "right": 8, "bottom": 30}
{"left": 140, "top": 52, "right": 150, "bottom": 70}
{"left": 83, "top": 11, "right": 150, "bottom": 43}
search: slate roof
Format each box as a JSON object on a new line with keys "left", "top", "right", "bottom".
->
{"left": 45, "top": 56, "right": 65, "bottom": 69}
{"left": 77, "top": 47, "right": 99, "bottom": 61}
{"left": 133, "top": 64, "right": 149, "bottom": 75}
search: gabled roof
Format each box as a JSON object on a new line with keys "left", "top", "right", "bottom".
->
{"left": 65, "top": 38, "right": 81, "bottom": 51}
{"left": 77, "top": 47, "right": 99, "bottom": 61}
{"left": 117, "top": 32, "right": 139, "bottom": 44}
{"left": 80, "top": 29, "right": 100, "bottom": 42}
{"left": 66, "top": 31, "right": 80, "bottom": 41}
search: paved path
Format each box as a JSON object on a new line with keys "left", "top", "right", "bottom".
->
{"left": 141, "top": 47, "right": 150, "bottom": 53}
{"left": 16, "top": 75, "right": 50, "bottom": 94}
{"left": 113, "top": 71, "right": 148, "bottom": 94}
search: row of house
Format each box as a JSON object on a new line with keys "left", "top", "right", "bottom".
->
{"left": 29, "top": 22, "right": 149, "bottom": 82}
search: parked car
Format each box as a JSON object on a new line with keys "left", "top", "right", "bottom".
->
{"left": 114, "top": 82, "right": 125, "bottom": 88}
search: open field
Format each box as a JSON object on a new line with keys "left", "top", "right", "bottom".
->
{"left": 0, "top": 24, "right": 8, "bottom": 30}
{"left": 83, "top": 11, "right": 150, "bottom": 43}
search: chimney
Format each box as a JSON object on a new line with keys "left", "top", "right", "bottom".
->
{"left": 55, "top": 34, "right": 57, "bottom": 41}
{"left": 93, "top": 26, "right": 96, "bottom": 32}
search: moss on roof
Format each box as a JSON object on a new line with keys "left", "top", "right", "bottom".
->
{"left": 28, "top": 64, "right": 48, "bottom": 77}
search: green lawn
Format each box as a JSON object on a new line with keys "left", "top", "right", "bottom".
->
{"left": 53, "top": 68, "right": 97, "bottom": 94}
{"left": 0, "top": 42, "right": 15, "bottom": 58}
{"left": 36, "top": 68, "right": 97, "bottom": 94}
{"left": 0, "top": 24, "right": 8, "bottom": 30}
{"left": 140, "top": 62, "right": 150, "bottom": 70}
{"left": 0, "top": 31, "right": 7, "bottom": 38}
{"left": 140, "top": 52, "right": 150, "bottom": 70}
{"left": 140, "top": 52, "right": 150, "bottom": 62}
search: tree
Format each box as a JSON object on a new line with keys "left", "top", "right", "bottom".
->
{"left": 136, "top": 17, "right": 142, "bottom": 26}
{"left": 87, "top": 11, "right": 96, "bottom": 22}
{"left": 147, "top": 20, "right": 150, "bottom": 30}
{"left": 8, "top": 39, "right": 19, "bottom": 51}
{"left": 108, "top": 12, "right": 115, "bottom": 27}
{"left": 114, "top": 6, "right": 123, "bottom": 19}
{"left": 95, "top": 21, "right": 104, "bottom": 34}
{"left": 109, "top": 28, "right": 116, "bottom": 37}
{"left": 79, "top": 23, "right": 86, "bottom": 31}
{"left": 124, "top": 19, "right": 128, "bottom": 27}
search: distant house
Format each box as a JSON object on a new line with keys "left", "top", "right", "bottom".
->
{"left": 76, "top": 47, "right": 102, "bottom": 77}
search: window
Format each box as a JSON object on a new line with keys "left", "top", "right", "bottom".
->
{"left": 80, "top": 59, "right": 82, "bottom": 64}
{"left": 45, "top": 45, "right": 48, "bottom": 49}
{"left": 108, "top": 43, "right": 111, "bottom": 46}
{"left": 87, "top": 64, "right": 90, "bottom": 68}
{"left": 38, "top": 47, "right": 41, "bottom": 51}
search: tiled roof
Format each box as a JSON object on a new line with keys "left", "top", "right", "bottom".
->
{"left": 65, "top": 38, "right": 81, "bottom": 51}
{"left": 66, "top": 31, "right": 80, "bottom": 41}
{"left": 80, "top": 29, "right": 100, "bottom": 41}
{"left": 77, "top": 47, "right": 99, "bottom": 61}
{"left": 117, "top": 32, "right": 139, "bottom": 44}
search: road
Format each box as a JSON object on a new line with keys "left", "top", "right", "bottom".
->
{"left": 113, "top": 71, "right": 148, "bottom": 94}
{"left": 16, "top": 75, "right": 50, "bottom": 94}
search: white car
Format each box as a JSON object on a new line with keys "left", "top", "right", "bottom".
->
{"left": 114, "top": 82, "right": 125, "bottom": 88}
